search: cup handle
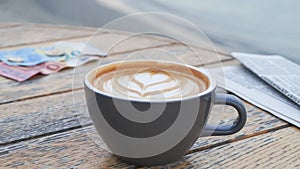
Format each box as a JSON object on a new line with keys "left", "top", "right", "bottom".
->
{"left": 202, "top": 93, "right": 247, "bottom": 136}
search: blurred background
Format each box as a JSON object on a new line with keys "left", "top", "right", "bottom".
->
{"left": 0, "top": 0, "right": 299, "bottom": 64}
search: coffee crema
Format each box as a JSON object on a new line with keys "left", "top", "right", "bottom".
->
{"left": 92, "top": 61, "right": 208, "bottom": 101}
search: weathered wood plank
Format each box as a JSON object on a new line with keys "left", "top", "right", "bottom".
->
{"left": 0, "top": 23, "right": 229, "bottom": 60}
{"left": 0, "top": 43, "right": 229, "bottom": 104}
{"left": 101, "top": 29, "right": 229, "bottom": 57}
{"left": 0, "top": 23, "right": 227, "bottom": 56}
{"left": 0, "top": 124, "right": 295, "bottom": 168}
{"left": 162, "top": 127, "right": 300, "bottom": 169}
{"left": 103, "top": 43, "right": 231, "bottom": 67}
{"left": 86, "top": 32, "right": 176, "bottom": 55}
{"left": 0, "top": 82, "right": 288, "bottom": 148}
{"left": 0, "top": 90, "right": 88, "bottom": 145}
{"left": 0, "top": 31, "right": 176, "bottom": 61}
{"left": 0, "top": 23, "right": 21, "bottom": 29}
{"left": 0, "top": 127, "right": 123, "bottom": 169}
{"left": 0, "top": 23, "right": 96, "bottom": 49}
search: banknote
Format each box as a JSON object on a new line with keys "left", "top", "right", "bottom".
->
{"left": 39, "top": 56, "right": 101, "bottom": 74}
{"left": 0, "top": 62, "right": 40, "bottom": 82}
{"left": 65, "top": 56, "right": 100, "bottom": 67}
{"left": 48, "top": 42, "right": 108, "bottom": 57}
{"left": 40, "top": 56, "right": 101, "bottom": 74}
{"left": 0, "top": 56, "right": 101, "bottom": 81}
{"left": 0, "top": 48, "right": 49, "bottom": 66}
{"left": 39, "top": 62, "right": 68, "bottom": 75}
{"left": 0, "top": 42, "right": 107, "bottom": 67}
{"left": 0, "top": 62, "right": 68, "bottom": 81}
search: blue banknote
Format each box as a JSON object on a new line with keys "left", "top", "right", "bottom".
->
{"left": 0, "top": 42, "right": 105, "bottom": 66}
{"left": 0, "top": 48, "right": 49, "bottom": 66}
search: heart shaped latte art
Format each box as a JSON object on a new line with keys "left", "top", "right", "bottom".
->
{"left": 94, "top": 67, "right": 206, "bottom": 101}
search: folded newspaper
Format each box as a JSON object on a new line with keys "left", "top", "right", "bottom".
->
{"left": 231, "top": 52, "right": 300, "bottom": 106}
{"left": 209, "top": 65, "right": 300, "bottom": 127}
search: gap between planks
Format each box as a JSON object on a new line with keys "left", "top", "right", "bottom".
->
{"left": 186, "top": 123, "right": 291, "bottom": 155}
{"left": 0, "top": 23, "right": 229, "bottom": 58}
{"left": 0, "top": 23, "right": 21, "bottom": 29}
{"left": 0, "top": 121, "right": 291, "bottom": 162}
{"left": 0, "top": 23, "right": 172, "bottom": 50}
{"left": 0, "top": 123, "right": 89, "bottom": 147}
{"left": 0, "top": 33, "right": 95, "bottom": 50}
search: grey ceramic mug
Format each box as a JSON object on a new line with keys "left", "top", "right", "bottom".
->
{"left": 84, "top": 60, "right": 247, "bottom": 166}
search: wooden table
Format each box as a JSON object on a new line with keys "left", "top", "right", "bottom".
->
{"left": 0, "top": 23, "right": 299, "bottom": 169}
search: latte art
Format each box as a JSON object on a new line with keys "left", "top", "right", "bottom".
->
{"left": 93, "top": 62, "right": 208, "bottom": 100}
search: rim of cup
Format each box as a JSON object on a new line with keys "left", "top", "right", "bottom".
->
{"left": 84, "top": 60, "right": 216, "bottom": 103}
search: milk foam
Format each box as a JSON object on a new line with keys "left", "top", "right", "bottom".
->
{"left": 94, "top": 65, "right": 207, "bottom": 101}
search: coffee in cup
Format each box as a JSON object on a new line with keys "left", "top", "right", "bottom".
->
{"left": 93, "top": 60, "right": 207, "bottom": 100}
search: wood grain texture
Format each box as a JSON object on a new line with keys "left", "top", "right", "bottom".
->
{"left": 0, "top": 23, "right": 177, "bottom": 51}
{"left": 162, "top": 127, "right": 300, "bottom": 169}
{"left": 0, "top": 90, "right": 88, "bottom": 145}
{"left": 98, "top": 30, "right": 229, "bottom": 57}
{"left": 102, "top": 43, "right": 231, "bottom": 67}
{"left": 0, "top": 85, "right": 288, "bottom": 148}
{"left": 0, "top": 23, "right": 96, "bottom": 49}
{"left": 84, "top": 32, "right": 176, "bottom": 55}
{"left": 0, "top": 124, "right": 296, "bottom": 168}
{"left": 0, "top": 23, "right": 21, "bottom": 29}
{"left": 0, "top": 127, "right": 123, "bottom": 169}
{"left": 0, "top": 23, "right": 296, "bottom": 169}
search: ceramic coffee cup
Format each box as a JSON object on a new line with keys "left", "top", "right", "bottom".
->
{"left": 84, "top": 60, "right": 247, "bottom": 166}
